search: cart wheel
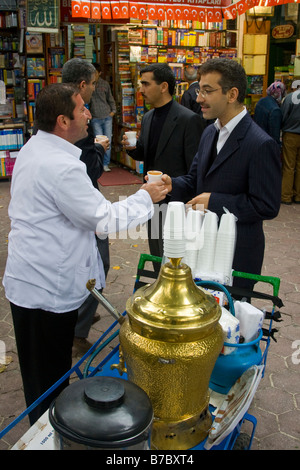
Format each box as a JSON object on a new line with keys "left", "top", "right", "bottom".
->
{"left": 233, "top": 433, "right": 251, "bottom": 450}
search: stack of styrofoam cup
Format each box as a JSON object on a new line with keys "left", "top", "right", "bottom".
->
{"left": 213, "top": 211, "right": 236, "bottom": 284}
{"left": 182, "top": 209, "right": 204, "bottom": 276}
{"left": 195, "top": 211, "right": 218, "bottom": 276}
{"left": 163, "top": 201, "right": 186, "bottom": 259}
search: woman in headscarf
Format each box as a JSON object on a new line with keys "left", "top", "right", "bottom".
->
{"left": 254, "top": 81, "right": 286, "bottom": 147}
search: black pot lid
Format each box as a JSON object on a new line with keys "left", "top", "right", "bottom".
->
{"left": 49, "top": 377, "right": 153, "bottom": 448}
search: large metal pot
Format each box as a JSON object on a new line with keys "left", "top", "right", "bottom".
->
{"left": 119, "top": 260, "right": 224, "bottom": 450}
{"left": 49, "top": 376, "right": 153, "bottom": 450}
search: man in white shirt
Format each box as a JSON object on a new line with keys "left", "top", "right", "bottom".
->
{"left": 162, "top": 59, "right": 281, "bottom": 297}
{"left": 3, "top": 83, "right": 167, "bottom": 425}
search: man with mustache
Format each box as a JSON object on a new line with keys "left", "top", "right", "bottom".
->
{"left": 122, "top": 63, "right": 205, "bottom": 265}
{"left": 3, "top": 83, "right": 167, "bottom": 425}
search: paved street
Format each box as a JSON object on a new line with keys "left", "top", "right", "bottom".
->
{"left": 0, "top": 176, "right": 299, "bottom": 450}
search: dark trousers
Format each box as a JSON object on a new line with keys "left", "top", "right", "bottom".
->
{"left": 10, "top": 303, "right": 78, "bottom": 426}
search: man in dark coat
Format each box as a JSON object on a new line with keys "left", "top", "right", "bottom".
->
{"left": 163, "top": 59, "right": 281, "bottom": 293}
{"left": 122, "top": 63, "right": 205, "bottom": 261}
{"left": 62, "top": 58, "right": 110, "bottom": 352}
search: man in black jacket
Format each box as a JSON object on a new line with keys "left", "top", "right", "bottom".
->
{"left": 62, "top": 59, "right": 110, "bottom": 352}
{"left": 122, "top": 63, "right": 205, "bottom": 261}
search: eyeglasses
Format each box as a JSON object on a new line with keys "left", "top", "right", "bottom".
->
{"left": 195, "top": 87, "right": 222, "bottom": 98}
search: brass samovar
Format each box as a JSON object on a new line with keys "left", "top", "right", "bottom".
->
{"left": 115, "top": 258, "right": 223, "bottom": 450}
{"left": 87, "top": 257, "right": 223, "bottom": 450}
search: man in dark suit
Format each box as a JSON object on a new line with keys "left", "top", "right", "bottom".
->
{"left": 122, "top": 63, "right": 205, "bottom": 261}
{"left": 163, "top": 59, "right": 282, "bottom": 293}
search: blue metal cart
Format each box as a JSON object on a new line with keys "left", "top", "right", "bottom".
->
{"left": 0, "top": 254, "right": 282, "bottom": 450}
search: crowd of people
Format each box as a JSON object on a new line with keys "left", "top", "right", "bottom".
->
{"left": 2, "top": 57, "right": 287, "bottom": 426}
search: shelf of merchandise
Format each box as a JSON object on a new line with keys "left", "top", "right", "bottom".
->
{"left": 0, "top": 8, "right": 26, "bottom": 179}
{"left": 25, "top": 36, "right": 46, "bottom": 132}
{"left": 45, "top": 27, "right": 68, "bottom": 84}
{"left": 108, "top": 24, "right": 237, "bottom": 171}
{"left": 0, "top": 121, "right": 24, "bottom": 178}
{"left": 0, "top": 8, "right": 26, "bottom": 126}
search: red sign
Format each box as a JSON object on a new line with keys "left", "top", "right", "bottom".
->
{"left": 120, "top": 0, "right": 129, "bottom": 17}
{"left": 63, "top": 0, "right": 231, "bottom": 23}
{"left": 222, "top": 3, "right": 237, "bottom": 19}
{"left": 101, "top": 1, "right": 112, "bottom": 18}
{"left": 272, "top": 24, "right": 294, "bottom": 39}
{"left": 71, "top": 0, "right": 82, "bottom": 17}
{"left": 91, "top": 0, "right": 101, "bottom": 18}
{"left": 111, "top": 1, "right": 121, "bottom": 18}
{"left": 138, "top": 3, "right": 147, "bottom": 19}
{"left": 67, "top": 0, "right": 263, "bottom": 22}
{"left": 129, "top": 2, "right": 139, "bottom": 17}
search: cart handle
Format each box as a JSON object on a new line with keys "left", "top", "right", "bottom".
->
{"left": 232, "top": 271, "right": 281, "bottom": 298}
{"left": 137, "top": 254, "right": 281, "bottom": 300}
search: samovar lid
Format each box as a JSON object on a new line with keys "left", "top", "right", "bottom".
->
{"left": 126, "top": 261, "right": 221, "bottom": 342}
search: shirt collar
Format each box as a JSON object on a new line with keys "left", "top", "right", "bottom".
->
{"left": 37, "top": 130, "right": 82, "bottom": 159}
{"left": 214, "top": 106, "right": 247, "bottom": 135}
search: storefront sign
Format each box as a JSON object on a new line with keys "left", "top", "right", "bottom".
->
{"left": 272, "top": 24, "right": 294, "bottom": 39}
{"left": 27, "top": 0, "right": 60, "bottom": 32}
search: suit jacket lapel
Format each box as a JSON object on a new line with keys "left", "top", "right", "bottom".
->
{"left": 206, "top": 113, "right": 251, "bottom": 176}
{"left": 155, "top": 101, "right": 177, "bottom": 159}
{"left": 199, "top": 126, "right": 217, "bottom": 177}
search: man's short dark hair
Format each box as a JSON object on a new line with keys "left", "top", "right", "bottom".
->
{"left": 140, "top": 63, "right": 176, "bottom": 96}
{"left": 62, "top": 58, "right": 96, "bottom": 86}
{"left": 35, "top": 83, "right": 79, "bottom": 132}
{"left": 199, "top": 59, "right": 247, "bottom": 103}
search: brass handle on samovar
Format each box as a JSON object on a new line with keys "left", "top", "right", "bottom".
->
{"left": 86, "top": 279, "right": 125, "bottom": 325}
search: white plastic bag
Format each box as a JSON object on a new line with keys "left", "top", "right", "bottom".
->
{"left": 219, "top": 307, "right": 240, "bottom": 355}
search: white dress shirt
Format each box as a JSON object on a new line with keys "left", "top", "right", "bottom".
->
{"left": 3, "top": 131, "right": 153, "bottom": 313}
{"left": 214, "top": 107, "right": 247, "bottom": 154}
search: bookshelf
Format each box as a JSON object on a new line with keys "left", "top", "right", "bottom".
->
{"left": 0, "top": 6, "right": 26, "bottom": 178}
{"left": 45, "top": 27, "right": 68, "bottom": 84}
{"left": 0, "top": 8, "right": 26, "bottom": 121}
{"left": 98, "top": 25, "right": 115, "bottom": 93}
{"left": 113, "top": 25, "right": 237, "bottom": 128}
{"left": 0, "top": 122, "right": 24, "bottom": 178}
{"left": 24, "top": 27, "right": 68, "bottom": 130}
{"left": 72, "top": 24, "right": 94, "bottom": 61}
{"left": 25, "top": 32, "right": 46, "bottom": 130}
{"left": 109, "top": 24, "right": 237, "bottom": 171}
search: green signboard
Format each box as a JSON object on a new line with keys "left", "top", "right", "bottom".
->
{"left": 27, "top": 0, "right": 59, "bottom": 32}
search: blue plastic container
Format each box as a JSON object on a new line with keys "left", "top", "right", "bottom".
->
{"left": 195, "top": 280, "right": 264, "bottom": 394}
{"left": 209, "top": 329, "right": 263, "bottom": 394}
